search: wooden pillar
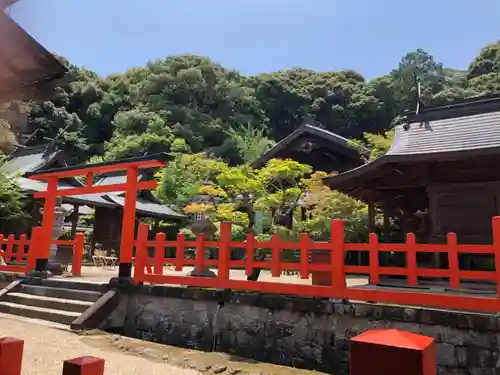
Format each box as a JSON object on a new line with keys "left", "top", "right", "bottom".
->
{"left": 37, "top": 177, "right": 58, "bottom": 273}
{"left": 368, "top": 193, "right": 376, "bottom": 233}
{"left": 383, "top": 206, "right": 390, "bottom": 242}
{"left": 70, "top": 205, "right": 79, "bottom": 238}
{"left": 118, "top": 166, "right": 139, "bottom": 278}
{"left": 300, "top": 206, "right": 307, "bottom": 221}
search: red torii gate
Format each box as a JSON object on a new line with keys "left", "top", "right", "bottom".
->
{"left": 26, "top": 153, "right": 170, "bottom": 278}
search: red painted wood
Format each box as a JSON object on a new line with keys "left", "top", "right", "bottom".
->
{"left": 369, "top": 232, "right": 380, "bottom": 284}
{"left": 131, "top": 216, "right": 500, "bottom": 312}
{"left": 154, "top": 232, "right": 166, "bottom": 275}
{"left": 62, "top": 356, "right": 105, "bottom": 375}
{"left": 218, "top": 222, "right": 231, "bottom": 279}
{"left": 72, "top": 232, "right": 85, "bottom": 276}
{"left": 447, "top": 232, "right": 460, "bottom": 289}
{"left": 350, "top": 329, "right": 436, "bottom": 375}
{"left": 0, "top": 337, "right": 24, "bottom": 375}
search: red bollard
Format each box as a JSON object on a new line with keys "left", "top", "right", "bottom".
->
{"left": 62, "top": 356, "right": 105, "bottom": 375}
{"left": 350, "top": 329, "right": 436, "bottom": 375}
{"left": 0, "top": 337, "right": 24, "bottom": 375}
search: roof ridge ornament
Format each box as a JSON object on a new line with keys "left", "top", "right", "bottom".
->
{"left": 403, "top": 73, "right": 426, "bottom": 131}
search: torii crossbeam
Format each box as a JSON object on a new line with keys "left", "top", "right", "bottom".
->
{"left": 26, "top": 153, "right": 171, "bottom": 278}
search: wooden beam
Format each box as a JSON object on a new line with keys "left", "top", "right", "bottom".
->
{"left": 33, "top": 180, "right": 157, "bottom": 198}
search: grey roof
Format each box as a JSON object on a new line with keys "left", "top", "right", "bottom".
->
{"left": 252, "top": 124, "right": 365, "bottom": 168}
{"left": 9, "top": 149, "right": 183, "bottom": 218}
{"left": 324, "top": 95, "right": 500, "bottom": 188}
{"left": 94, "top": 174, "right": 127, "bottom": 186}
{"left": 388, "top": 110, "right": 500, "bottom": 156}
{"left": 2, "top": 146, "right": 61, "bottom": 175}
{"left": 106, "top": 194, "right": 185, "bottom": 220}
{"left": 17, "top": 177, "right": 117, "bottom": 208}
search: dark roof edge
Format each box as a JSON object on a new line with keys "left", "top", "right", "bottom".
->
{"left": 26, "top": 152, "right": 172, "bottom": 177}
{"left": 252, "top": 124, "right": 365, "bottom": 169}
{"left": 405, "top": 93, "right": 500, "bottom": 123}
{"left": 324, "top": 145, "right": 500, "bottom": 188}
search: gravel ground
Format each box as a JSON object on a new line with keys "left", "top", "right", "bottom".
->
{"left": 0, "top": 315, "right": 199, "bottom": 375}
{"left": 68, "top": 266, "right": 369, "bottom": 287}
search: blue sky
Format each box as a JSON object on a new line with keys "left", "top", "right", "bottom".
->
{"left": 9, "top": 0, "right": 500, "bottom": 80}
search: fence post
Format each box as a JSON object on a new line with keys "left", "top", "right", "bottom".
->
{"left": 133, "top": 223, "right": 149, "bottom": 283}
{"left": 447, "top": 232, "right": 459, "bottom": 289}
{"left": 330, "top": 220, "right": 346, "bottom": 295}
{"left": 271, "top": 234, "right": 281, "bottom": 277}
{"left": 245, "top": 232, "right": 255, "bottom": 277}
{"left": 16, "top": 234, "right": 27, "bottom": 263}
{"left": 26, "top": 227, "right": 41, "bottom": 273}
{"left": 154, "top": 232, "right": 166, "bottom": 275}
{"left": 350, "top": 329, "right": 436, "bottom": 375}
{"left": 194, "top": 233, "right": 205, "bottom": 274}
{"left": 299, "top": 233, "right": 310, "bottom": 279}
{"left": 72, "top": 232, "right": 84, "bottom": 277}
{"left": 492, "top": 216, "right": 500, "bottom": 299}
{"left": 406, "top": 232, "right": 418, "bottom": 287}
{"left": 0, "top": 337, "right": 24, "bottom": 375}
{"left": 62, "top": 356, "right": 105, "bottom": 375}
{"left": 5, "top": 234, "right": 15, "bottom": 262}
{"left": 218, "top": 222, "right": 231, "bottom": 279}
{"left": 4, "top": 235, "right": 14, "bottom": 263}
{"left": 369, "top": 232, "right": 380, "bottom": 284}
{"left": 175, "top": 233, "right": 185, "bottom": 271}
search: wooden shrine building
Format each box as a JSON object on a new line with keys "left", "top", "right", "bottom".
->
{"left": 0, "top": 1, "right": 68, "bottom": 102}
{"left": 252, "top": 122, "right": 366, "bottom": 173}
{"left": 325, "top": 94, "right": 500, "bottom": 268}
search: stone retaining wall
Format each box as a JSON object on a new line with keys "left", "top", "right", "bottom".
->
{"left": 103, "top": 285, "right": 500, "bottom": 375}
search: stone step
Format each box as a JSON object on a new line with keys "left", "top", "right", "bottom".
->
{"left": 0, "top": 301, "right": 80, "bottom": 325}
{"left": 19, "top": 284, "right": 101, "bottom": 303}
{"left": 22, "top": 278, "right": 107, "bottom": 293}
{"left": 5, "top": 292, "right": 93, "bottom": 313}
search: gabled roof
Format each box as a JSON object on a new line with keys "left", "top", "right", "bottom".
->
{"left": 324, "top": 94, "right": 500, "bottom": 191}
{"left": 252, "top": 124, "right": 366, "bottom": 169}
{"left": 2, "top": 144, "right": 64, "bottom": 175}
{"left": 0, "top": 11, "right": 68, "bottom": 101}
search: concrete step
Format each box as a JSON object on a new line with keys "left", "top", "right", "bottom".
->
{"left": 5, "top": 293, "right": 93, "bottom": 313}
{"left": 19, "top": 284, "right": 102, "bottom": 303}
{"left": 0, "top": 301, "right": 80, "bottom": 325}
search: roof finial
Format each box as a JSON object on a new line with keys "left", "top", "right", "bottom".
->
{"left": 301, "top": 114, "right": 316, "bottom": 127}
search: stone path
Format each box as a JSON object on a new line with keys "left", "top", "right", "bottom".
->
{"left": 68, "top": 266, "right": 369, "bottom": 287}
{"left": 0, "top": 314, "right": 199, "bottom": 375}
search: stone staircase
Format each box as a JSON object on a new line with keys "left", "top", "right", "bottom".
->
{"left": 0, "top": 279, "right": 105, "bottom": 326}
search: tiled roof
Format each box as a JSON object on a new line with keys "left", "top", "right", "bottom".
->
{"left": 106, "top": 194, "right": 185, "bottom": 219}
{"left": 324, "top": 94, "right": 500, "bottom": 188}
{"left": 2, "top": 146, "right": 60, "bottom": 174}
{"left": 388, "top": 110, "right": 500, "bottom": 156}
{"left": 17, "top": 177, "right": 117, "bottom": 208}
{"left": 0, "top": 12, "right": 67, "bottom": 100}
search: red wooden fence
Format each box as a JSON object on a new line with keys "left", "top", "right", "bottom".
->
{"left": 0, "top": 227, "right": 85, "bottom": 276}
{"left": 133, "top": 216, "right": 500, "bottom": 312}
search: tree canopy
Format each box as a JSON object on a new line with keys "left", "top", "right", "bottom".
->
{"left": 7, "top": 44, "right": 496, "bottom": 168}
{"left": 1, "top": 42, "right": 499, "bottom": 242}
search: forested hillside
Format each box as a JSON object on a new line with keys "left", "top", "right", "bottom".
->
{"left": 0, "top": 42, "right": 499, "bottom": 240}
{"left": 12, "top": 42, "right": 500, "bottom": 167}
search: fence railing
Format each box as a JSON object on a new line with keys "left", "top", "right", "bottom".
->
{"left": 0, "top": 227, "right": 85, "bottom": 276}
{"left": 133, "top": 217, "right": 500, "bottom": 312}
